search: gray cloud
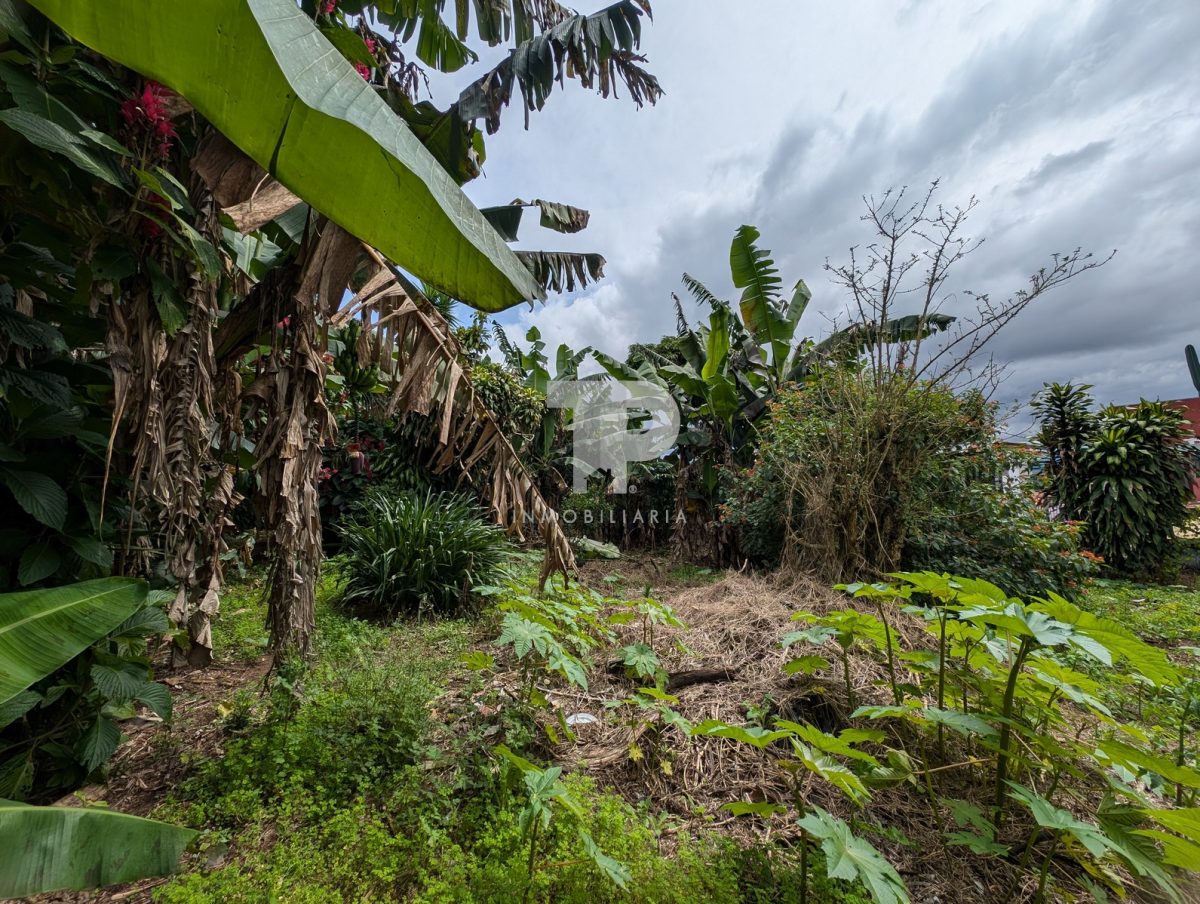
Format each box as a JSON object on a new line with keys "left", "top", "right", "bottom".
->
{"left": 1014, "top": 141, "right": 1113, "bottom": 195}
{"left": 485, "top": 0, "right": 1200, "bottom": 433}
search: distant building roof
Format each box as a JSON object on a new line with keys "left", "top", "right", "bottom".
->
{"left": 1167, "top": 397, "right": 1200, "bottom": 438}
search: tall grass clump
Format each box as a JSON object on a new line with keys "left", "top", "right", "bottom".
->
{"left": 337, "top": 489, "right": 511, "bottom": 618}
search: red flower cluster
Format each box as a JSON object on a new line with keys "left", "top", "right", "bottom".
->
{"left": 364, "top": 36, "right": 377, "bottom": 55}
{"left": 323, "top": 0, "right": 337, "bottom": 13}
{"left": 120, "top": 82, "right": 176, "bottom": 159}
{"left": 354, "top": 62, "right": 371, "bottom": 80}
{"left": 319, "top": 466, "right": 339, "bottom": 482}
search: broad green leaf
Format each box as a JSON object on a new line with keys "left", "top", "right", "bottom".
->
{"left": 701, "top": 306, "right": 731, "bottom": 382}
{"left": 0, "top": 107, "right": 122, "bottom": 186}
{"left": 691, "top": 720, "right": 791, "bottom": 748}
{"left": 18, "top": 544, "right": 60, "bottom": 586}
{"left": 0, "top": 467, "right": 68, "bottom": 529}
{"left": 635, "top": 686, "right": 679, "bottom": 704}
{"left": 798, "top": 807, "right": 909, "bottom": 904}
{"left": 1099, "top": 740, "right": 1200, "bottom": 791}
{"left": 783, "top": 654, "right": 830, "bottom": 675}
{"left": 1006, "top": 783, "right": 1117, "bottom": 859}
{"left": 77, "top": 716, "right": 120, "bottom": 772}
{"left": 496, "top": 612, "right": 554, "bottom": 659}
{"left": 921, "top": 707, "right": 997, "bottom": 739}
{"left": 28, "top": 0, "right": 542, "bottom": 311}
{"left": 1137, "top": 808, "right": 1200, "bottom": 870}
{"left": 579, "top": 829, "right": 631, "bottom": 889}
{"left": 63, "top": 536, "right": 114, "bottom": 569}
{"left": 494, "top": 744, "right": 540, "bottom": 775}
{"left": 0, "top": 578, "right": 147, "bottom": 705}
{"left": 730, "top": 225, "right": 792, "bottom": 373}
{"left": 0, "top": 800, "right": 195, "bottom": 898}
{"left": 619, "top": 642, "right": 659, "bottom": 679}
{"left": 90, "top": 663, "right": 144, "bottom": 702}
{"left": 774, "top": 721, "right": 882, "bottom": 766}
{"left": 458, "top": 650, "right": 495, "bottom": 670}
{"left": 1135, "top": 829, "right": 1200, "bottom": 871}
{"left": 134, "top": 680, "right": 172, "bottom": 722}
{"left": 0, "top": 689, "right": 39, "bottom": 730}
{"left": 1033, "top": 594, "right": 1178, "bottom": 687}
{"left": 548, "top": 647, "right": 589, "bottom": 690}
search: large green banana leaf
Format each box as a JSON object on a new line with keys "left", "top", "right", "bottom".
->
{"left": 0, "top": 578, "right": 147, "bottom": 706}
{"left": 0, "top": 800, "right": 196, "bottom": 897}
{"left": 25, "top": 0, "right": 543, "bottom": 312}
{"left": 730, "top": 225, "right": 793, "bottom": 377}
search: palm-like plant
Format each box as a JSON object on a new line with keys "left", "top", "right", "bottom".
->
{"left": 592, "top": 225, "right": 948, "bottom": 563}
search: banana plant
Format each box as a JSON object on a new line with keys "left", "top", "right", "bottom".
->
{"left": 0, "top": 579, "right": 194, "bottom": 897}
{"left": 0, "top": 578, "right": 148, "bottom": 706}
{"left": 24, "top": 0, "right": 541, "bottom": 310}
{"left": 0, "top": 800, "right": 196, "bottom": 898}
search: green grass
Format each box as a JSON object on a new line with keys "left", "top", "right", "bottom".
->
{"left": 207, "top": 573, "right": 271, "bottom": 663}
{"left": 1082, "top": 579, "right": 1200, "bottom": 647}
{"left": 666, "top": 563, "right": 720, "bottom": 585}
{"left": 1078, "top": 579, "right": 1200, "bottom": 780}
{"left": 155, "top": 571, "right": 863, "bottom": 904}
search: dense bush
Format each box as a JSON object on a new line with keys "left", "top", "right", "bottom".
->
{"left": 170, "top": 611, "right": 457, "bottom": 828}
{"left": 726, "top": 369, "right": 1097, "bottom": 597}
{"left": 902, "top": 473, "right": 1098, "bottom": 600}
{"left": 1034, "top": 384, "right": 1197, "bottom": 578}
{"left": 725, "top": 369, "right": 986, "bottom": 580}
{"left": 337, "top": 490, "right": 511, "bottom": 618}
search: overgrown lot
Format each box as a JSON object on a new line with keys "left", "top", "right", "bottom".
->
{"left": 24, "top": 558, "right": 1198, "bottom": 904}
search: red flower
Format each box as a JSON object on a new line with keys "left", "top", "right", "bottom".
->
{"left": 120, "top": 82, "right": 177, "bottom": 159}
{"left": 323, "top": 0, "right": 337, "bottom": 13}
{"left": 277, "top": 315, "right": 292, "bottom": 329}
{"left": 353, "top": 62, "right": 371, "bottom": 80}
{"left": 364, "top": 36, "right": 377, "bottom": 55}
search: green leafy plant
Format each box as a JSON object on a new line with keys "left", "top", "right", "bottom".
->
{"left": 337, "top": 489, "right": 511, "bottom": 618}
{"left": 26, "top": 0, "right": 542, "bottom": 308}
{"left": 834, "top": 572, "right": 1200, "bottom": 901}
{"left": 0, "top": 799, "right": 196, "bottom": 898}
{"left": 696, "top": 712, "right": 905, "bottom": 904}
{"left": 496, "top": 745, "right": 631, "bottom": 900}
{"left": 0, "top": 578, "right": 174, "bottom": 800}
{"left": 1034, "top": 384, "right": 1197, "bottom": 578}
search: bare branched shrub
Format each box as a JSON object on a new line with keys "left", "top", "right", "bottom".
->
{"left": 826, "top": 181, "right": 1113, "bottom": 390}
{"left": 770, "top": 182, "right": 1111, "bottom": 580}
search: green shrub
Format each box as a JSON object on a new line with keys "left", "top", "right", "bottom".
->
{"left": 723, "top": 371, "right": 979, "bottom": 577}
{"left": 727, "top": 371, "right": 1098, "bottom": 598}
{"left": 337, "top": 489, "right": 510, "bottom": 618}
{"left": 1034, "top": 384, "right": 1197, "bottom": 578}
{"left": 902, "top": 478, "right": 1098, "bottom": 600}
{"left": 172, "top": 614, "right": 446, "bottom": 828}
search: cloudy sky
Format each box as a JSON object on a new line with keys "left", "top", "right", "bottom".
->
{"left": 457, "top": 0, "right": 1200, "bottom": 434}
